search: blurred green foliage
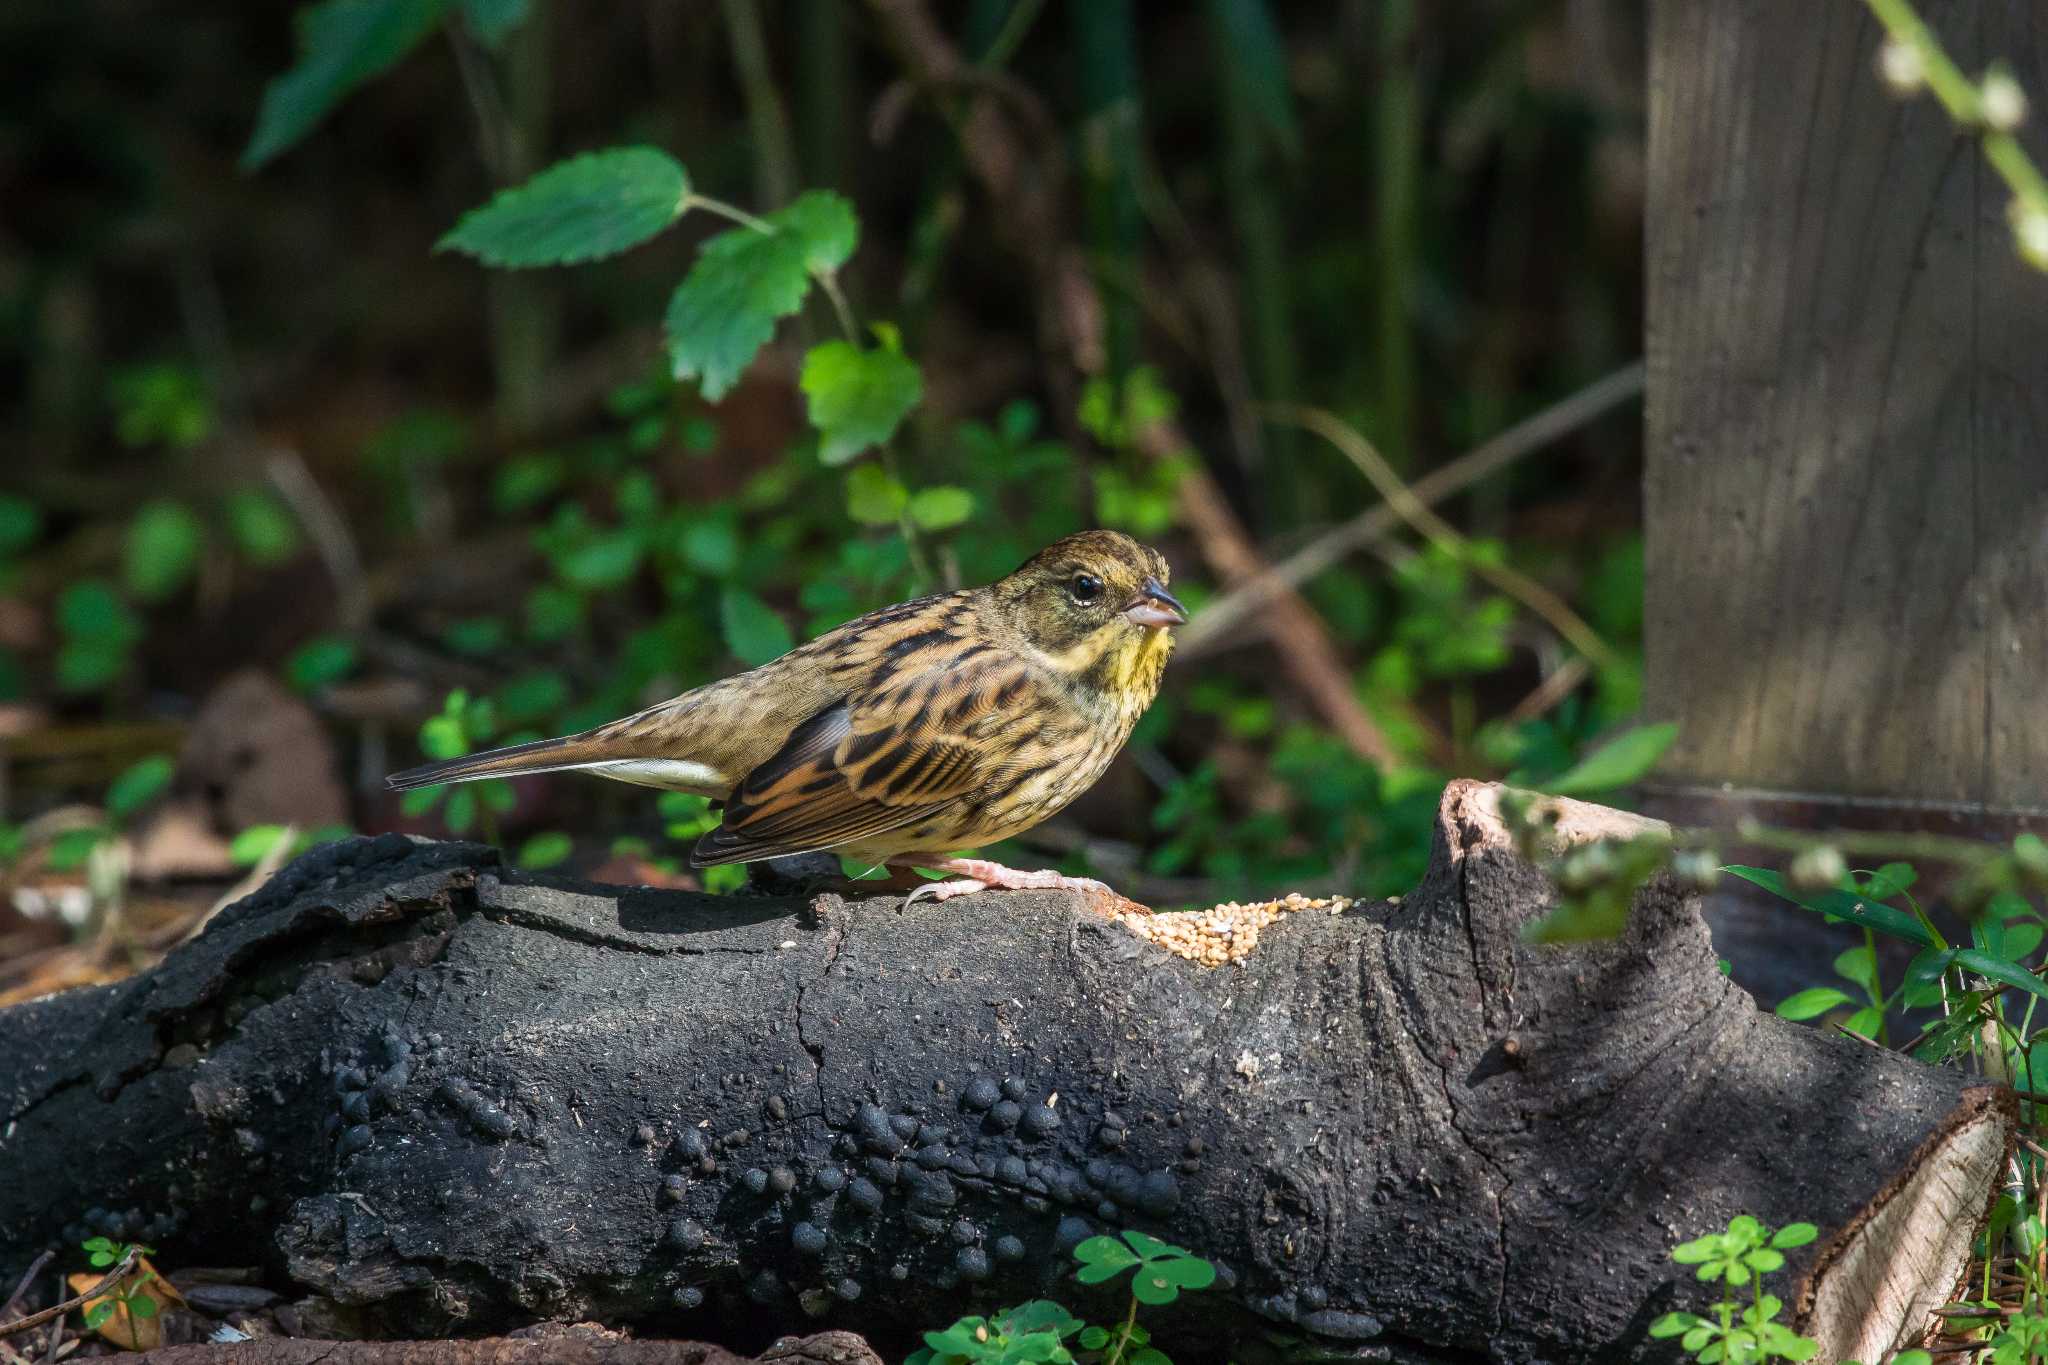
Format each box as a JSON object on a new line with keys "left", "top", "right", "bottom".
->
{"left": 1, "top": 0, "right": 1648, "bottom": 906}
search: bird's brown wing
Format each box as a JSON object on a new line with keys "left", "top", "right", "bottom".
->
{"left": 689, "top": 675, "right": 1007, "bottom": 867}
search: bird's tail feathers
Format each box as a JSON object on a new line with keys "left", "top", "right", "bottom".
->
{"left": 385, "top": 735, "right": 611, "bottom": 791}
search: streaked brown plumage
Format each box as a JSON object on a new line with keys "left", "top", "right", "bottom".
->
{"left": 387, "top": 530, "right": 1185, "bottom": 900}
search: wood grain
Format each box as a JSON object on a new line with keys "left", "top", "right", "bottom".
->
{"left": 1646, "top": 1, "right": 2048, "bottom": 807}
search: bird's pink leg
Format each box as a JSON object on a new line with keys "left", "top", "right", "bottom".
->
{"left": 888, "top": 857, "right": 1139, "bottom": 914}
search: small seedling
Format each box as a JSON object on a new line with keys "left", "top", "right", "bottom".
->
{"left": 909, "top": 1229, "right": 1216, "bottom": 1365}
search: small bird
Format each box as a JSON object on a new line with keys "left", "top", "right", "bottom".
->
{"left": 388, "top": 530, "right": 1186, "bottom": 904}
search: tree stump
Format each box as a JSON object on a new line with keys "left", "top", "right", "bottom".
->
{"left": 0, "top": 782, "right": 2010, "bottom": 1362}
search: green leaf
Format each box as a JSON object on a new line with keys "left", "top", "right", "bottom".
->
{"left": 1153, "top": 1256, "right": 1217, "bottom": 1290}
{"left": 1072, "top": 1235, "right": 1140, "bottom": 1277}
{"left": 1647, "top": 1312, "right": 1704, "bottom": 1338}
{"left": 124, "top": 501, "right": 205, "bottom": 601}
{"left": 57, "top": 640, "right": 131, "bottom": 693}
{"left": 1544, "top": 722, "right": 1677, "bottom": 796}
{"left": 400, "top": 785, "right": 444, "bottom": 817}
{"left": 420, "top": 714, "right": 467, "bottom": 761}
{"left": 516, "top": 831, "right": 573, "bottom": 870}
{"left": 557, "top": 531, "right": 644, "bottom": 590}
{"left": 665, "top": 192, "right": 857, "bottom": 402}
{"left": 768, "top": 189, "right": 859, "bottom": 273}
{"left": 1952, "top": 946, "right": 2048, "bottom": 1006}
{"left": 996, "top": 1302, "right": 1083, "bottom": 1338}
{"left": 1774, "top": 987, "right": 1853, "bottom": 1021}
{"left": 799, "top": 338, "right": 923, "bottom": 465}
{"left": 1077, "top": 1328, "right": 1110, "bottom": 1350}
{"left": 107, "top": 754, "right": 175, "bottom": 822}
{"left": 1723, "top": 865, "right": 1938, "bottom": 949}
{"left": 438, "top": 147, "right": 691, "bottom": 268}
{"left": 718, "top": 586, "right": 794, "bottom": 666}
{"left": 47, "top": 827, "right": 106, "bottom": 872}
{"left": 459, "top": 0, "right": 529, "bottom": 44}
{"left": 1841, "top": 1004, "right": 1883, "bottom": 1039}
{"left": 445, "top": 786, "right": 478, "bottom": 833}
{"left": 127, "top": 1292, "right": 158, "bottom": 1319}
{"left": 1770, "top": 1222, "right": 1818, "bottom": 1249}
{"left": 844, "top": 463, "right": 909, "bottom": 526}
{"left": 84, "top": 1302, "right": 113, "bottom": 1330}
{"left": 243, "top": 0, "right": 450, "bottom": 170}
{"left": 1832, "top": 944, "right": 1879, "bottom": 999}
{"left": 1859, "top": 861, "right": 1917, "bottom": 899}
{"left": 0, "top": 494, "right": 42, "bottom": 558}
{"left": 286, "top": 636, "right": 359, "bottom": 692}
{"left": 908, "top": 485, "right": 975, "bottom": 531}
{"left": 231, "top": 824, "right": 292, "bottom": 865}
{"left": 1130, "top": 1271, "right": 1182, "bottom": 1305}
{"left": 224, "top": 489, "right": 301, "bottom": 565}
{"left": 1120, "top": 1230, "right": 1178, "bottom": 1260}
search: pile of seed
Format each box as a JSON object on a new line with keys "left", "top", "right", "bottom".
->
{"left": 1114, "top": 891, "right": 1357, "bottom": 967}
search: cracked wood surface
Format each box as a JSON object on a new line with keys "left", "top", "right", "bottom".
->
{"left": 0, "top": 786, "right": 2010, "bottom": 1362}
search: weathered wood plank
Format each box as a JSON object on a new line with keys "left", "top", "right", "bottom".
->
{"left": 1646, "top": 0, "right": 2048, "bottom": 808}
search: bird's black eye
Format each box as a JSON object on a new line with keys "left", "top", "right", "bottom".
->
{"left": 1068, "top": 572, "right": 1104, "bottom": 605}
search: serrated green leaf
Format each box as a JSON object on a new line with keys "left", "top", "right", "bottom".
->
{"left": 287, "top": 636, "right": 359, "bottom": 692}
{"left": 243, "top": 0, "right": 451, "bottom": 170}
{"left": 231, "top": 824, "right": 292, "bottom": 865}
{"left": 665, "top": 192, "right": 856, "bottom": 402}
{"left": 769, "top": 190, "right": 858, "bottom": 273}
{"left": 517, "top": 830, "right": 573, "bottom": 869}
{"left": 225, "top": 489, "right": 301, "bottom": 565}
{"left": 1544, "top": 722, "right": 1677, "bottom": 796}
{"left": 438, "top": 147, "right": 690, "bottom": 267}
{"left": 908, "top": 485, "right": 974, "bottom": 531}
{"left": 459, "top": 0, "right": 529, "bottom": 44}
{"left": 800, "top": 340, "right": 922, "bottom": 465}
{"left": 719, "top": 586, "right": 794, "bottom": 666}
{"left": 1774, "top": 987, "right": 1854, "bottom": 1021}
{"left": 124, "top": 501, "right": 205, "bottom": 601}
{"left": 107, "top": 754, "right": 175, "bottom": 821}
{"left": 845, "top": 463, "right": 908, "bottom": 526}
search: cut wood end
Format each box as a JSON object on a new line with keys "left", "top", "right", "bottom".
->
{"left": 1443, "top": 778, "right": 1670, "bottom": 860}
{"left": 1798, "top": 1086, "right": 2018, "bottom": 1360}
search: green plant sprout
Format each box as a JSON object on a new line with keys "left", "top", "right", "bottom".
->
{"left": 77, "top": 1237, "right": 161, "bottom": 1332}
{"left": 1864, "top": 0, "right": 2048, "bottom": 272}
{"left": 908, "top": 1229, "right": 1216, "bottom": 1365}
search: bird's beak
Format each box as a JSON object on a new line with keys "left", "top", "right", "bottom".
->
{"left": 1122, "top": 577, "right": 1188, "bottom": 629}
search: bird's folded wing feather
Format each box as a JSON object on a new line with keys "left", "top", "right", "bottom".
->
{"left": 689, "top": 669, "right": 1010, "bottom": 867}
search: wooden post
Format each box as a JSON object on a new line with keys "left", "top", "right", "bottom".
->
{"left": 1645, "top": 1, "right": 2048, "bottom": 813}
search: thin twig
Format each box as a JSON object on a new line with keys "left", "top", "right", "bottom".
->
{"left": 0, "top": 1248, "right": 138, "bottom": 1341}
{"left": 1268, "top": 403, "right": 1619, "bottom": 668}
{"left": 1179, "top": 362, "right": 1645, "bottom": 656}
{"left": 0, "top": 1255, "right": 52, "bottom": 1325}
{"left": 717, "top": 0, "right": 799, "bottom": 210}
{"left": 265, "top": 450, "right": 369, "bottom": 633}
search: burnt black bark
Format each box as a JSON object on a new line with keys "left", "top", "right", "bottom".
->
{"left": 0, "top": 784, "right": 2007, "bottom": 1362}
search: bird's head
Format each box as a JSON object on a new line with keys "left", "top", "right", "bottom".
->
{"left": 993, "top": 530, "right": 1186, "bottom": 692}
